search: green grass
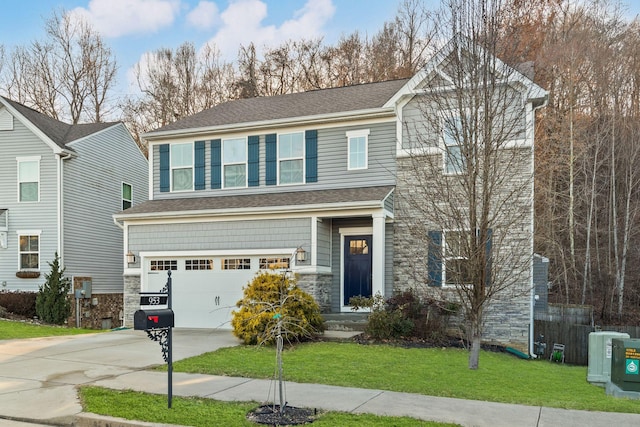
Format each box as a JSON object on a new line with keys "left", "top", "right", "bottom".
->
{"left": 0, "top": 319, "right": 98, "bottom": 339}
{"left": 171, "top": 342, "right": 640, "bottom": 414}
{"left": 79, "top": 386, "right": 457, "bottom": 427}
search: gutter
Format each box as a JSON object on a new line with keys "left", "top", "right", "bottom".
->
{"left": 143, "top": 108, "right": 396, "bottom": 141}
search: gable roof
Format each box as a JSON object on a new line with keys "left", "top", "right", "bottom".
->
{"left": 0, "top": 97, "right": 118, "bottom": 152}
{"left": 114, "top": 185, "right": 395, "bottom": 220}
{"left": 145, "top": 79, "right": 409, "bottom": 138}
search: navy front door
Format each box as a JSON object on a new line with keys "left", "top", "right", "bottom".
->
{"left": 344, "top": 235, "right": 372, "bottom": 305}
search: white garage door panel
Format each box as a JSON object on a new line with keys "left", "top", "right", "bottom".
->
{"left": 144, "top": 256, "right": 284, "bottom": 330}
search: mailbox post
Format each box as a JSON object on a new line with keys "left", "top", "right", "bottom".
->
{"left": 134, "top": 270, "right": 174, "bottom": 408}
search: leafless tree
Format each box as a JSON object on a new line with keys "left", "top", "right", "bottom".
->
{"left": 1, "top": 10, "right": 117, "bottom": 123}
{"left": 396, "top": 0, "right": 546, "bottom": 369}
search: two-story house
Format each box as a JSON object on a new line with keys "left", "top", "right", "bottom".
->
{"left": 0, "top": 97, "right": 148, "bottom": 328}
{"left": 115, "top": 39, "right": 547, "bottom": 352}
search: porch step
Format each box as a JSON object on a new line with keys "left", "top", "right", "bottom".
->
{"left": 322, "top": 313, "right": 368, "bottom": 332}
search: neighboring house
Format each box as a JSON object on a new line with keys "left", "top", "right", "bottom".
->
{"left": 0, "top": 97, "right": 148, "bottom": 328}
{"left": 114, "top": 40, "right": 547, "bottom": 351}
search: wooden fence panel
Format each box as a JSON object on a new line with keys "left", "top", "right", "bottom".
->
{"left": 534, "top": 321, "right": 640, "bottom": 365}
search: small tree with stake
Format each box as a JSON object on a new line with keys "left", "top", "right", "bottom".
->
{"left": 35, "top": 252, "right": 71, "bottom": 325}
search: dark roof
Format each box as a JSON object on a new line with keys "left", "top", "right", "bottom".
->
{"left": 116, "top": 185, "right": 395, "bottom": 218}
{"left": 1, "top": 97, "right": 117, "bottom": 149}
{"left": 148, "top": 79, "right": 410, "bottom": 135}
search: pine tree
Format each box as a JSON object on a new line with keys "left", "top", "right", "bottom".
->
{"left": 35, "top": 252, "right": 71, "bottom": 324}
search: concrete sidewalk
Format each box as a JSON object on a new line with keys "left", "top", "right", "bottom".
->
{"left": 0, "top": 329, "right": 639, "bottom": 427}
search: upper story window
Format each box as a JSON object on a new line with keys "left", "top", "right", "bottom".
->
{"left": 170, "top": 143, "right": 193, "bottom": 191}
{"left": 346, "top": 129, "right": 369, "bottom": 170}
{"left": 223, "top": 137, "right": 247, "bottom": 188}
{"left": 442, "top": 116, "right": 466, "bottom": 175}
{"left": 443, "top": 229, "right": 473, "bottom": 285}
{"left": 18, "top": 232, "right": 40, "bottom": 270}
{"left": 17, "top": 157, "right": 40, "bottom": 202}
{"left": 122, "top": 183, "right": 132, "bottom": 210}
{"left": 278, "top": 132, "right": 304, "bottom": 185}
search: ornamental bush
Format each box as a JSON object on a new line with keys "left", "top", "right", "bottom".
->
{"left": 35, "top": 252, "right": 71, "bottom": 325}
{"left": 231, "top": 271, "right": 325, "bottom": 345}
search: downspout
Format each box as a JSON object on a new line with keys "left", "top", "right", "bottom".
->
{"left": 56, "top": 152, "right": 73, "bottom": 264}
{"left": 529, "top": 95, "right": 548, "bottom": 357}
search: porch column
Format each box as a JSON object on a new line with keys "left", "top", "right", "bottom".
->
{"left": 372, "top": 212, "right": 386, "bottom": 298}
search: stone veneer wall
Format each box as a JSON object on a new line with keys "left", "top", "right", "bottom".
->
{"left": 296, "top": 273, "right": 333, "bottom": 313}
{"left": 393, "top": 151, "right": 533, "bottom": 352}
{"left": 123, "top": 273, "right": 141, "bottom": 328}
{"left": 67, "top": 276, "right": 123, "bottom": 329}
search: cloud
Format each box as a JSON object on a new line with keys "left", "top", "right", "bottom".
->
{"left": 205, "top": 0, "right": 335, "bottom": 60}
{"left": 186, "top": 1, "right": 219, "bottom": 30}
{"left": 69, "top": 0, "right": 181, "bottom": 38}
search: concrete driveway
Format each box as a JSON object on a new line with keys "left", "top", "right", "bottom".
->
{"left": 0, "top": 328, "right": 239, "bottom": 425}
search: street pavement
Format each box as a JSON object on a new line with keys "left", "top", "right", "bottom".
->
{"left": 0, "top": 328, "right": 639, "bottom": 427}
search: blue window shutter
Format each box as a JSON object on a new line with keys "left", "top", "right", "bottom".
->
{"left": 194, "top": 141, "right": 205, "bottom": 190}
{"left": 159, "top": 144, "right": 170, "bottom": 192}
{"left": 211, "top": 139, "right": 221, "bottom": 189}
{"left": 248, "top": 135, "right": 260, "bottom": 187}
{"left": 305, "top": 129, "right": 318, "bottom": 183}
{"left": 427, "top": 230, "right": 442, "bottom": 287}
{"left": 265, "top": 133, "right": 277, "bottom": 186}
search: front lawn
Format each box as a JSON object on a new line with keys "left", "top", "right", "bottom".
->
{"left": 171, "top": 341, "right": 640, "bottom": 414}
{"left": 79, "top": 387, "right": 457, "bottom": 427}
{"left": 0, "top": 319, "right": 98, "bottom": 339}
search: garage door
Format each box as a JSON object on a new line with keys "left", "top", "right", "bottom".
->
{"left": 144, "top": 255, "right": 290, "bottom": 329}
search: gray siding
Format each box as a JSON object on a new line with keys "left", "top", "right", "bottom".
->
{"left": 316, "top": 218, "right": 332, "bottom": 267}
{"left": 63, "top": 124, "right": 148, "bottom": 293}
{"left": 0, "top": 110, "right": 60, "bottom": 291}
{"left": 152, "top": 121, "right": 397, "bottom": 200}
{"left": 128, "top": 218, "right": 311, "bottom": 253}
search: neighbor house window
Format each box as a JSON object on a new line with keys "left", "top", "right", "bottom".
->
{"left": 222, "top": 258, "right": 251, "bottom": 270}
{"left": 278, "top": 132, "right": 304, "bottom": 184}
{"left": 170, "top": 143, "right": 193, "bottom": 191}
{"left": 443, "top": 116, "right": 465, "bottom": 174}
{"left": 347, "top": 129, "right": 369, "bottom": 170}
{"left": 443, "top": 230, "right": 472, "bottom": 285}
{"left": 223, "top": 137, "right": 247, "bottom": 188}
{"left": 17, "top": 157, "right": 40, "bottom": 202}
{"left": 122, "top": 183, "right": 132, "bottom": 210}
{"left": 18, "top": 234, "right": 39, "bottom": 270}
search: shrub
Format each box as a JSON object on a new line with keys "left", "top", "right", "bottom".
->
{"left": 359, "top": 290, "right": 458, "bottom": 342}
{"left": 35, "top": 253, "right": 71, "bottom": 325}
{"left": 0, "top": 291, "right": 37, "bottom": 317}
{"left": 232, "top": 271, "right": 325, "bottom": 345}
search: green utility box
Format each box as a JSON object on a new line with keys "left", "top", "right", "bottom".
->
{"left": 611, "top": 338, "right": 640, "bottom": 392}
{"left": 587, "top": 331, "right": 630, "bottom": 386}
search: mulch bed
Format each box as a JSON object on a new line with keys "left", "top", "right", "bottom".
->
{"left": 350, "top": 332, "right": 507, "bottom": 353}
{"left": 247, "top": 404, "right": 316, "bottom": 426}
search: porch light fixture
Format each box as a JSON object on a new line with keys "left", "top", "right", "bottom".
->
{"left": 126, "top": 251, "right": 136, "bottom": 264}
{"left": 295, "top": 246, "right": 307, "bottom": 262}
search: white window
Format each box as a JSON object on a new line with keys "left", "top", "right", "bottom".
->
{"left": 259, "top": 257, "right": 290, "bottom": 270}
{"left": 347, "top": 129, "right": 369, "bottom": 170}
{"left": 223, "top": 137, "right": 247, "bottom": 188}
{"left": 18, "top": 232, "right": 40, "bottom": 270}
{"left": 185, "top": 259, "right": 214, "bottom": 270}
{"left": 222, "top": 258, "right": 251, "bottom": 270}
{"left": 170, "top": 143, "right": 193, "bottom": 191}
{"left": 278, "top": 132, "right": 304, "bottom": 184}
{"left": 122, "top": 183, "right": 132, "bottom": 210}
{"left": 150, "top": 260, "right": 177, "bottom": 271}
{"left": 17, "top": 157, "right": 40, "bottom": 202}
{"left": 443, "top": 116, "right": 465, "bottom": 175}
{"left": 443, "top": 230, "right": 472, "bottom": 285}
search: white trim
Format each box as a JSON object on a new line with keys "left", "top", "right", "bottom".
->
{"left": 346, "top": 129, "right": 369, "bottom": 170}
{"left": 0, "top": 98, "right": 67, "bottom": 154}
{"left": 311, "top": 216, "right": 318, "bottom": 266}
{"left": 16, "top": 230, "right": 42, "bottom": 271}
{"left": 16, "top": 156, "right": 41, "bottom": 203}
{"left": 122, "top": 181, "right": 133, "bottom": 210}
{"left": 140, "top": 248, "right": 297, "bottom": 258}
